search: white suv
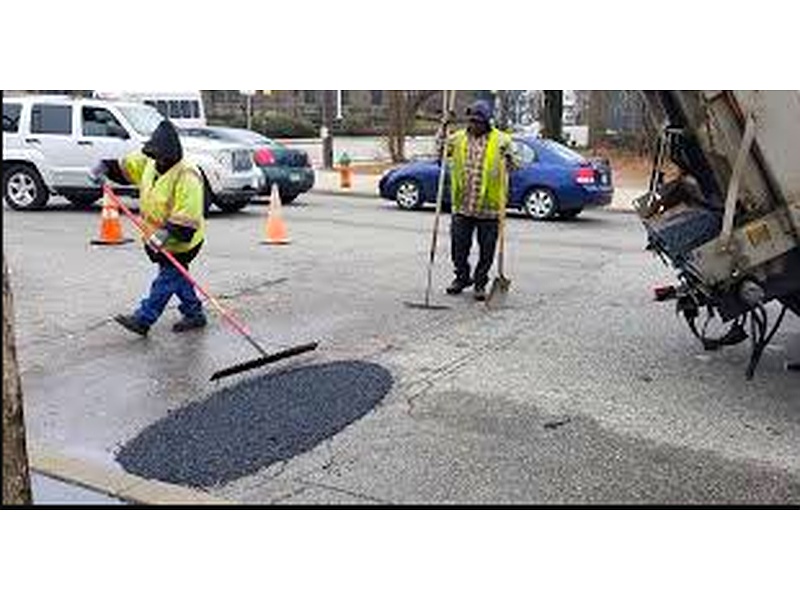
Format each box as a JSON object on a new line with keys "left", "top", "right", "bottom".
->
{"left": 2, "top": 95, "right": 263, "bottom": 212}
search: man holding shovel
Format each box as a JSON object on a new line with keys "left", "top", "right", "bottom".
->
{"left": 90, "top": 119, "right": 207, "bottom": 336}
{"left": 440, "top": 100, "right": 519, "bottom": 302}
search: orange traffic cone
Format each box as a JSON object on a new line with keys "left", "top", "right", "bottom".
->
{"left": 91, "top": 191, "right": 133, "bottom": 246}
{"left": 261, "top": 185, "right": 291, "bottom": 245}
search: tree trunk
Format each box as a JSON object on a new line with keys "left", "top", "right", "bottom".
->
{"left": 322, "top": 90, "right": 335, "bottom": 169}
{"left": 387, "top": 91, "right": 407, "bottom": 163}
{"left": 542, "top": 91, "right": 564, "bottom": 142}
{"left": 3, "top": 254, "right": 32, "bottom": 506}
{"left": 589, "top": 90, "right": 608, "bottom": 148}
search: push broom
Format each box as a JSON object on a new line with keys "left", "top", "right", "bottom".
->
{"left": 103, "top": 185, "right": 318, "bottom": 382}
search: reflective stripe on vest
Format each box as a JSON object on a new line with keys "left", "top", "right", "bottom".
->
{"left": 138, "top": 160, "right": 204, "bottom": 254}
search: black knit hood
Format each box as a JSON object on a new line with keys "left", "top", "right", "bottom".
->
{"left": 143, "top": 119, "right": 183, "bottom": 174}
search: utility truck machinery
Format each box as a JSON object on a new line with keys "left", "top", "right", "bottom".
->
{"left": 637, "top": 91, "right": 800, "bottom": 377}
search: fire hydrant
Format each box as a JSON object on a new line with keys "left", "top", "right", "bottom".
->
{"left": 338, "top": 152, "right": 353, "bottom": 190}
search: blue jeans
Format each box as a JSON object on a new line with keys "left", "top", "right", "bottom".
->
{"left": 135, "top": 262, "right": 204, "bottom": 326}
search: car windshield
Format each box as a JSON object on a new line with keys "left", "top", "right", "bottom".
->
{"left": 215, "top": 128, "right": 282, "bottom": 148}
{"left": 543, "top": 140, "right": 586, "bottom": 163}
{"left": 117, "top": 104, "right": 165, "bottom": 137}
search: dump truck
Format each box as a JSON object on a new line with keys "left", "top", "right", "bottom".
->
{"left": 636, "top": 91, "right": 800, "bottom": 377}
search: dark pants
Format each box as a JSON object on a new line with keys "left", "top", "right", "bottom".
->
{"left": 135, "top": 261, "right": 204, "bottom": 326}
{"left": 451, "top": 214, "right": 499, "bottom": 290}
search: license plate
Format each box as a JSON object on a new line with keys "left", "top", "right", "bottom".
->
{"left": 289, "top": 173, "right": 302, "bottom": 182}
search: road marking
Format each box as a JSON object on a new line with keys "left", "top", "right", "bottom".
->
{"left": 29, "top": 446, "right": 235, "bottom": 506}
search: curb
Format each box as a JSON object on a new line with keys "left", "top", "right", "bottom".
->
{"left": 311, "top": 187, "right": 380, "bottom": 200}
{"left": 29, "top": 446, "right": 235, "bottom": 506}
{"left": 311, "top": 188, "right": 639, "bottom": 213}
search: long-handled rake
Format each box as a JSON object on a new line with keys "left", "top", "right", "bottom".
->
{"left": 103, "top": 185, "right": 318, "bottom": 382}
{"left": 405, "top": 90, "right": 458, "bottom": 311}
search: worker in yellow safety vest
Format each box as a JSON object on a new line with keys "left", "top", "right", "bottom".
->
{"left": 440, "top": 100, "right": 519, "bottom": 301}
{"left": 90, "top": 120, "right": 207, "bottom": 336}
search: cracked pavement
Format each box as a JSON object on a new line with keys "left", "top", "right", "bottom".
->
{"left": 4, "top": 194, "right": 800, "bottom": 504}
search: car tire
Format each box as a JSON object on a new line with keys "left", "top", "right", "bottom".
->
{"left": 559, "top": 208, "right": 583, "bottom": 220}
{"left": 66, "top": 193, "right": 102, "bottom": 209}
{"left": 3, "top": 164, "right": 50, "bottom": 211}
{"left": 216, "top": 200, "right": 250, "bottom": 214}
{"left": 280, "top": 192, "right": 299, "bottom": 205}
{"left": 201, "top": 175, "right": 215, "bottom": 216}
{"left": 395, "top": 179, "right": 424, "bottom": 210}
{"left": 524, "top": 188, "right": 558, "bottom": 221}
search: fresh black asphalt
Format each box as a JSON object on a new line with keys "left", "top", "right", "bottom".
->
{"left": 117, "top": 361, "right": 393, "bottom": 488}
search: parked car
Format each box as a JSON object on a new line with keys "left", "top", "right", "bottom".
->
{"left": 378, "top": 137, "right": 614, "bottom": 220}
{"left": 181, "top": 127, "right": 315, "bottom": 204}
{"left": 2, "top": 95, "right": 262, "bottom": 212}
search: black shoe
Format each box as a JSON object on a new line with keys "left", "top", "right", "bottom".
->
{"left": 474, "top": 287, "right": 488, "bottom": 302}
{"left": 173, "top": 315, "right": 208, "bottom": 333}
{"left": 115, "top": 314, "right": 150, "bottom": 337}
{"left": 447, "top": 279, "right": 474, "bottom": 295}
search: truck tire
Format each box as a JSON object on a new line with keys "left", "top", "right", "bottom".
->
{"left": 3, "top": 164, "right": 50, "bottom": 211}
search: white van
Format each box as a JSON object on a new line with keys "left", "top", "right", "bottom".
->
{"left": 93, "top": 90, "right": 207, "bottom": 128}
{"left": 2, "top": 95, "right": 262, "bottom": 212}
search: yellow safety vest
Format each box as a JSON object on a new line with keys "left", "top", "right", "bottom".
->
{"left": 450, "top": 128, "right": 511, "bottom": 213}
{"left": 121, "top": 152, "right": 205, "bottom": 255}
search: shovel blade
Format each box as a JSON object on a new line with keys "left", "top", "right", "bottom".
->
{"left": 487, "top": 276, "right": 512, "bottom": 306}
{"left": 210, "top": 342, "right": 319, "bottom": 382}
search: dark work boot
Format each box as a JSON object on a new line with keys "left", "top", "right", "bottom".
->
{"left": 446, "top": 278, "right": 474, "bottom": 296}
{"left": 115, "top": 314, "right": 150, "bottom": 337}
{"left": 173, "top": 314, "right": 208, "bottom": 333}
{"left": 474, "top": 287, "right": 488, "bottom": 302}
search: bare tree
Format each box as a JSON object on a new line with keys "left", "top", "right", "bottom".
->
{"left": 385, "top": 90, "right": 440, "bottom": 163}
{"left": 589, "top": 90, "right": 609, "bottom": 148}
{"left": 3, "top": 255, "right": 32, "bottom": 505}
{"left": 542, "top": 91, "right": 564, "bottom": 141}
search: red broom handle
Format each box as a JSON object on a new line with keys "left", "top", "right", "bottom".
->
{"left": 103, "top": 185, "right": 261, "bottom": 347}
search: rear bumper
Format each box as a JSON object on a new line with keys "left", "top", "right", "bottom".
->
{"left": 259, "top": 166, "right": 315, "bottom": 195}
{"left": 561, "top": 186, "right": 614, "bottom": 210}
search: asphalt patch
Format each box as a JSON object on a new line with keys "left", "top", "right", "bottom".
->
{"left": 116, "top": 361, "right": 393, "bottom": 489}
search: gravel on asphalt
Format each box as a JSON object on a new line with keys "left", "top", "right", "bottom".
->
{"left": 117, "top": 361, "right": 393, "bottom": 488}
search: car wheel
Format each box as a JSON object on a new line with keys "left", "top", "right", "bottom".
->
{"left": 559, "top": 208, "right": 583, "bottom": 220}
{"left": 395, "top": 179, "right": 423, "bottom": 210}
{"left": 524, "top": 188, "right": 558, "bottom": 221}
{"left": 280, "top": 192, "right": 299, "bottom": 205}
{"left": 216, "top": 199, "right": 250, "bottom": 214}
{"left": 66, "top": 193, "right": 102, "bottom": 209}
{"left": 3, "top": 164, "right": 50, "bottom": 211}
{"left": 201, "top": 175, "right": 214, "bottom": 216}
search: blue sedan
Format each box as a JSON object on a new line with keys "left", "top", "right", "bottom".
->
{"left": 379, "top": 137, "right": 614, "bottom": 220}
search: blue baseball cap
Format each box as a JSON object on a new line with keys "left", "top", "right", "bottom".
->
{"left": 467, "top": 100, "right": 493, "bottom": 124}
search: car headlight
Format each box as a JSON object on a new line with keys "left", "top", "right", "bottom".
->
{"left": 212, "top": 151, "right": 232, "bottom": 170}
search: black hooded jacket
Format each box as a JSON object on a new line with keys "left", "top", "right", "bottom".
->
{"left": 142, "top": 119, "right": 184, "bottom": 175}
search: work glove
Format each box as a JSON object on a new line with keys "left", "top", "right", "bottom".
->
{"left": 89, "top": 162, "right": 108, "bottom": 186}
{"left": 147, "top": 228, "right": 170, "bottom": 251}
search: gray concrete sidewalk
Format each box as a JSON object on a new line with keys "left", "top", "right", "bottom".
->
{"left": 32, "top": 473, "right": 125, "bottom": 505}
{"left": 312, "top": 169, "right": 646, "bottom": 213}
